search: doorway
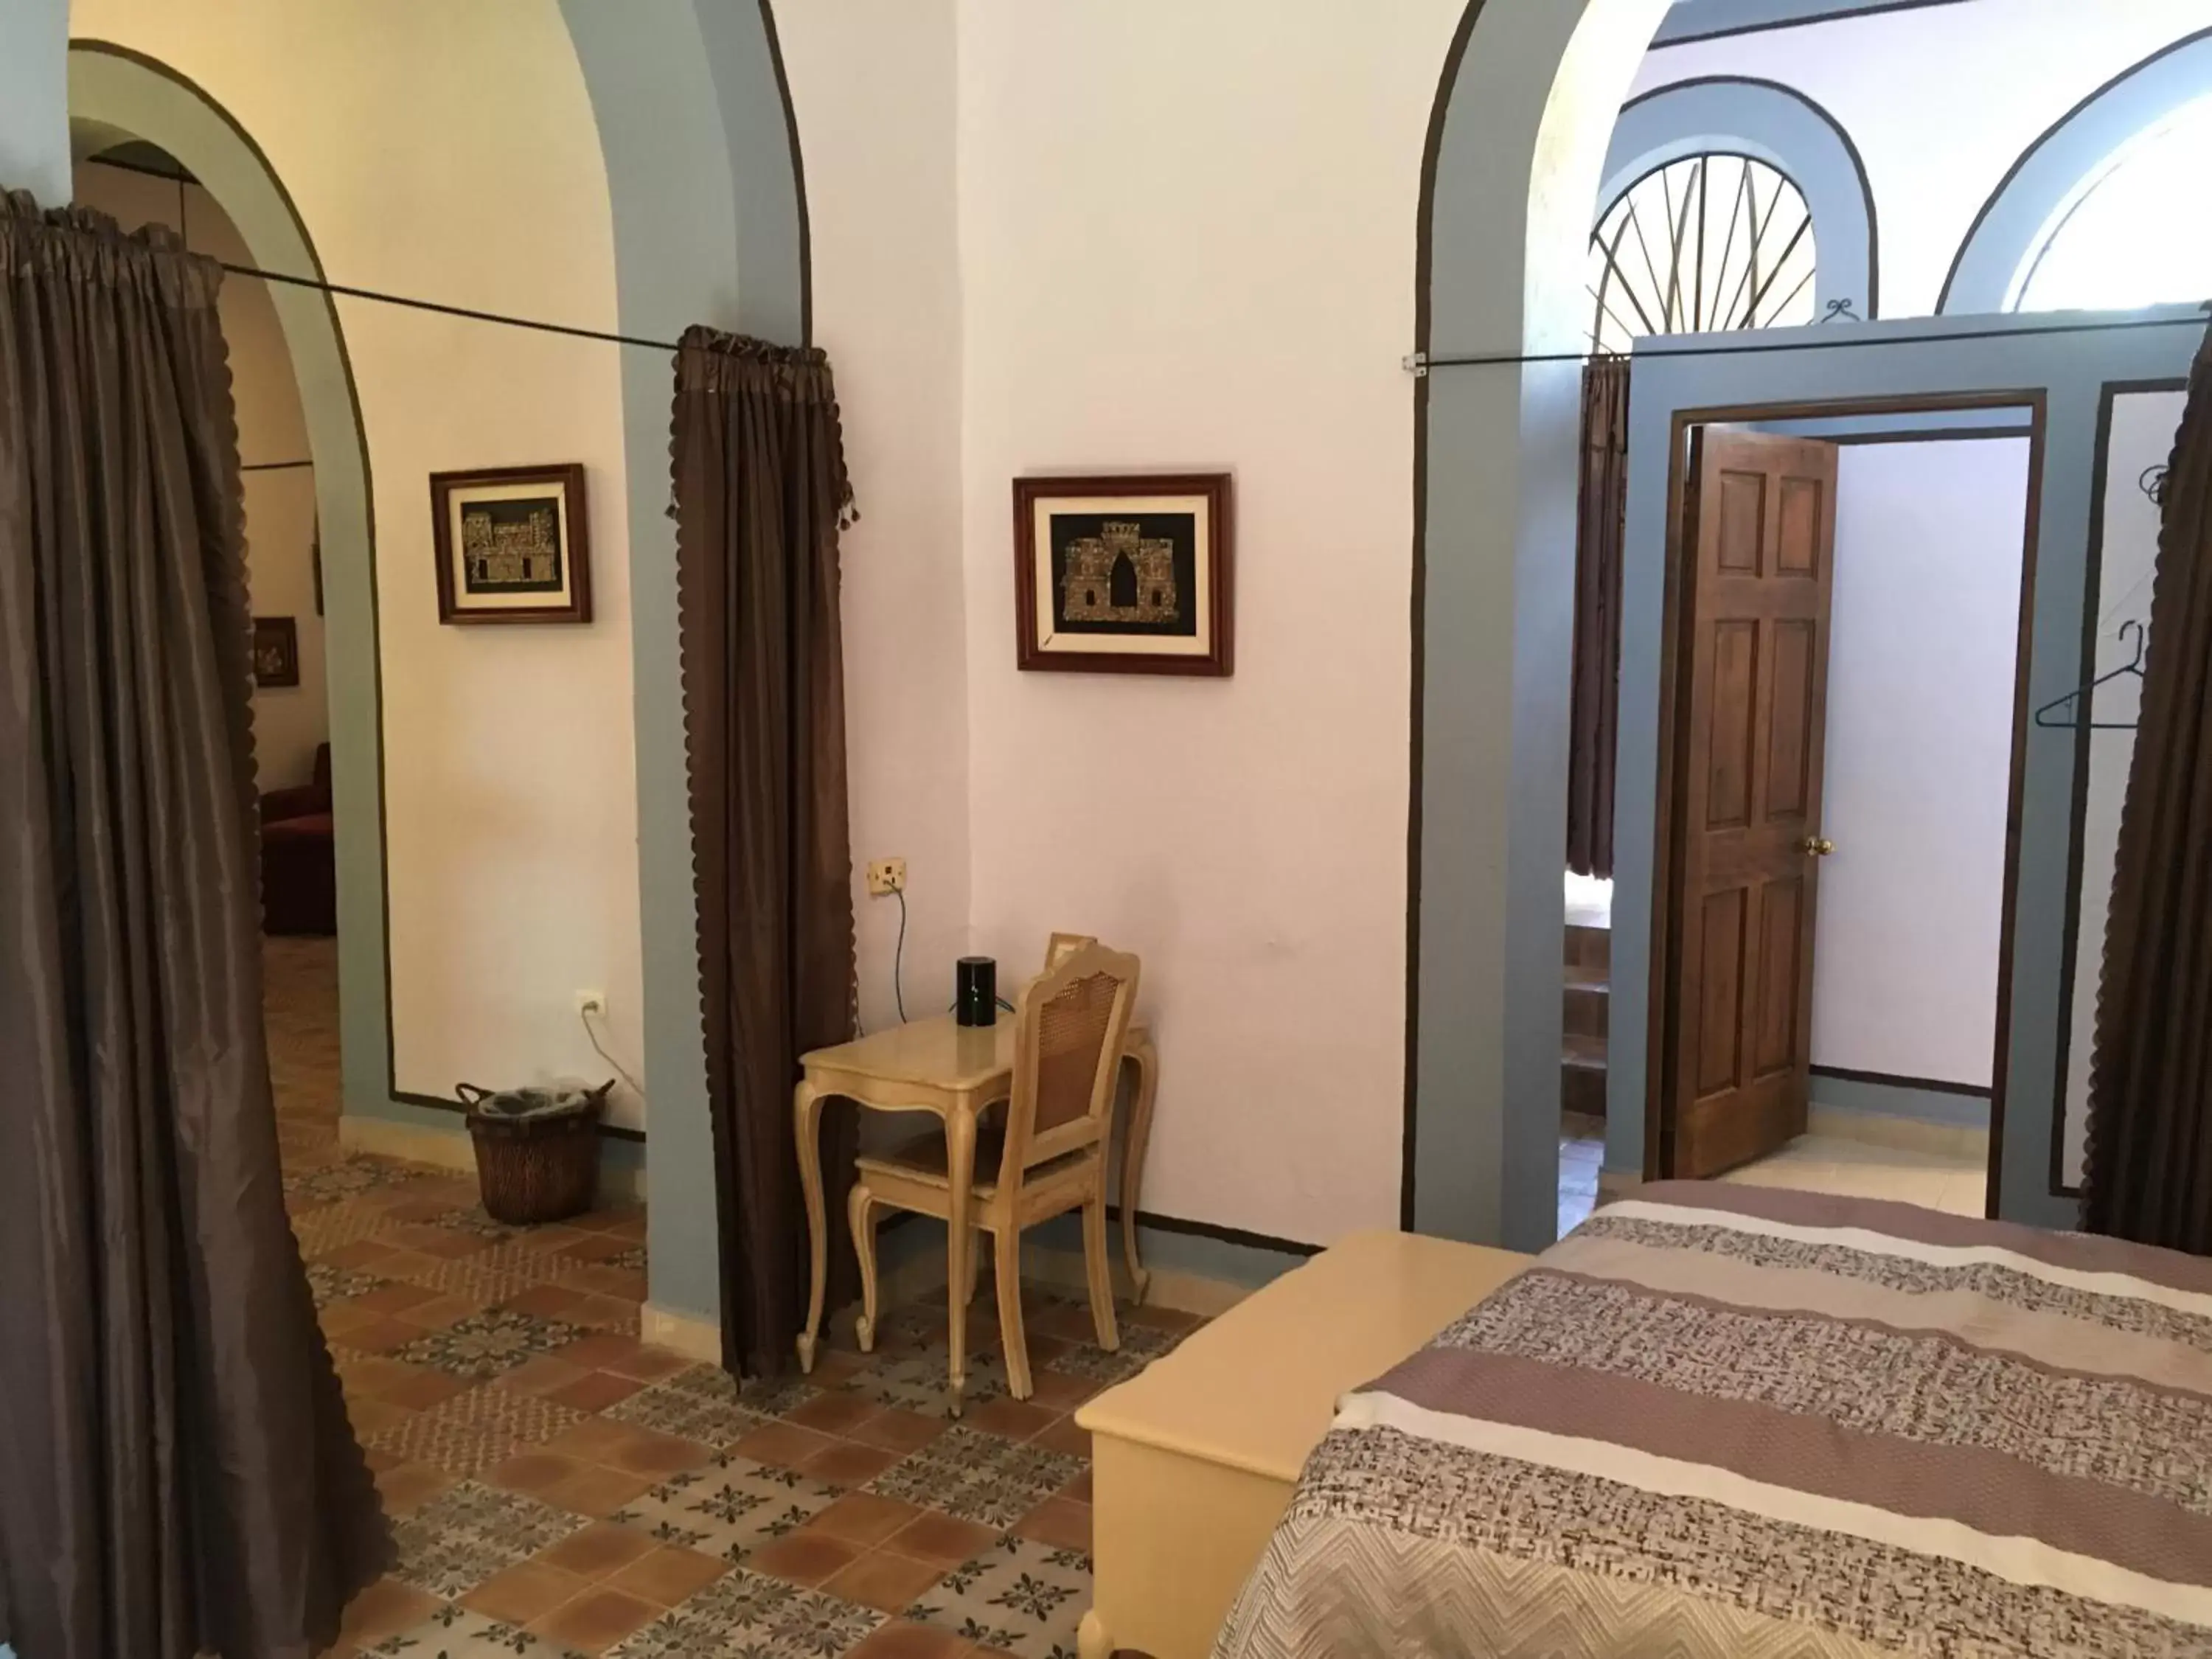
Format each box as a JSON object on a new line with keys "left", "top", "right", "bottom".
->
{"left": 1647, "top": 397, "right": 2042, "bottom": 1195}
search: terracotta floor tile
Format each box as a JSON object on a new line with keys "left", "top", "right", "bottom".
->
{"left": 748, "top": 1528, "right": 865, "bottom": 1588}
{"left": 824, "top": 1548, "right": 947, "bottom": 1614}
{"left": 887, "top": 1511, "right": 999, "bottom": 1566}
{"left": 807, "top": 1349, "right": 869, "bottom": 1387}
{"left": 786, "top": 1391, "right": 883, "bottom": 1436}
{"left": 504, "top": 1283, "right": 594, "bottom": 1322}
{"left": 557, "top": 1231, "right": 638, "bottom": 1264}
{"left": 1023, "top": 1368, "right": 1102, "bottom": 1411}
{"left": 808, "top": 1492, "right": 929, "bottom": 1548}
{"left": 1128, "top": 1304, "right": 1203, "bottom": 1334}
{"left": 732, "top": 1419, "right": 843, "bottom": 1472}
{"left": 461, "top": 1558, "right": 591, "bottom": 1624}
{"left": 536, "top": 1520, "right": 661, "bottom": 1581}
{"left": 528, "top": 1585, "right": 660, "bottom": 1654}
{"left": 341, "top": 1316, "right": 430, "bottom": 1355}
{"left": 561, "top": 1263, "right": 649, "bottom": 1301}
{"left": 1058, "top": 1467, "right": 1093, "bottom": 1504}
{"left": 543, "top": 1461, "right": 656, "bottom": 1519}
{"left": 410, "top": 1228, "right": 497, "bottom": 1262}
{"left": 967, "top": 1397, "right": 1057, "bottom": 1441}
{"left": 485, "top": 1450, "right": 589, "bottom": 1502}
{"left": 596, "top": 1424, "right": 714, "bottom": 1479}
{"left": 315, "top": 1302, "right": 380, "bottom": 1341}
{"left": 497, "top": 1353, "right": 594, "bottom": 1397}
{"left": 335, "top": 1576, "right": 443, "bottom": 1646}
{"left": 342, "top": 1396, "right": 417, "bottom": 1438}
{"left": 394, "top": 1291, "right": 490, "bottom": 1330}
{"left": 802, "top": 1439, "right": 906, "bottom": 1487}
{"left": 1032, "top": 1413, "right": 1091, "bottom": 1459}
{"left": 848, "top": 1408, "right": 947, "bottom": 1456}
{"left": 346, "top": 1281, "right": 444, "bottom": 1317}
{"left": 1012, "top": 1495, "right": 1091, "bottom": 1554}
{"left": 547, "top": 1369, "right": 645, "bottom": 1414}
{"left": 375, "top": 1364, "right": 474, "bottom": 1412}
{"left": 604, "top": 1543, "right": 729, "bottom": 1607}
{"left": 557, "top": 1332, "right": 646, "bottom": 1372}
{"left": 845, "top": 1618, "right": 973, "bottom": 1659}
{"left": 373, "top": 1460, "right": 459, "bottom": 1517}
{"left": 601, "top": 1344, "right": 690, "bottom": 1383}
{"left": 540, "top": 1417, "right": 635, "bottom": 1465}
{"left": 319, "top": 1240, "right": 400, "bottom": 1272}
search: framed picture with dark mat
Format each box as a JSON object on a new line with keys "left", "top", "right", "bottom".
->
{"left": 431, "top": 463, "right": 591, "bottom": 625}
{"left": 251, "top": 615, "right": 299, "bottom": 687}
{"left": 1013, "top": 473, "right": 1232, "bottom": 675}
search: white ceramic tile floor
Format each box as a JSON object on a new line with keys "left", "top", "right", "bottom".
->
{"left": 1558, "top": 1127, "right": 1989, "bottom": 1239}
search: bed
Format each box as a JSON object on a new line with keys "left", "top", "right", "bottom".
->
{"left": 1214, "top": 1180, "right": 2212, "bottom": 1658}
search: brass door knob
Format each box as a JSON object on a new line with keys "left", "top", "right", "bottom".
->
{"left": 1801, "top": 836, "right": 1836, "bottom": 857}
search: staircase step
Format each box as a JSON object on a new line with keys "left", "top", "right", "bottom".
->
{"left": 1563, "top": 1032, "right": 1607, "bottom": 1071}
{"left": 1564, "top": 976, "right": 1609, "bottom": 1040}
{"left": 1561, "top": 1037, "right": 1608, "bottom": 1118}
{"left": 1565, "top": 922, "right": 1612, "bottom": 975}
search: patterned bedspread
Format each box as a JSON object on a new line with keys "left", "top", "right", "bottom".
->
{"left": 1214, "top": 1181, "right": 2212, "bottom": 1658}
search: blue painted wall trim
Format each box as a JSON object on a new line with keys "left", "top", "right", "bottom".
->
{"left": 1601, "top": 77, "right": 1877, "bottom": 321}
{"left": 1603, "top": 305, "right": 2205, "bottom": 1229}
{"left": 1940, "top": 27, "right": 2212, "bottom": 314}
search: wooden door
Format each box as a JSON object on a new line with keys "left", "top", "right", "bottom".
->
{"left": 1662, "top": 430, "right": 1839, "bottom": 1178}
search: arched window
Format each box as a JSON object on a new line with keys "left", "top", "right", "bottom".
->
{"left": 1588, "top": 153, "right": 1819, "bottom": 355}
{"left": 2011, "top": 94, "right": 2212, "bottom": 313}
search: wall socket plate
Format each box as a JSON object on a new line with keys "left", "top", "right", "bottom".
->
{"left": 865, "top": 858, "right": 907, "bottom": 897}
{"left": 574, "top": 989, "right": 607, "bottom": 1018}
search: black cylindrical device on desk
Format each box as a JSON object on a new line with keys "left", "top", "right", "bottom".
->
{"left": 956, "top": 956, "right": 997, "bottom": 1027}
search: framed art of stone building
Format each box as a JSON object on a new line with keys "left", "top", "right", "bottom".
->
{"left": 1012, "top": 473, "right": 1233, "bottom": 675}
{"left": 431, "top": 463, "right": 592, "bottom": 625}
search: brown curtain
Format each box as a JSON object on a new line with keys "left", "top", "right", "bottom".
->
{"left": 1566, "top": 355, "right": 1630, "bottom": 880}
{"left": 673, "top": 325, "right": 859, "bottom": 1377}
{"left": 2081, "top": 319, "right": 2212, "bottom": 1253}
{"left": 0, "top": 195, "right": 386, "bottom": 1657}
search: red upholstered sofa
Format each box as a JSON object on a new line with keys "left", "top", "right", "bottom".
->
{"left": 260, "top": 742, "right": 335, "bottom": 936}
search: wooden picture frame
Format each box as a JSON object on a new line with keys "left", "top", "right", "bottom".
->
{"left": 431, "top": 463, "right": 591, "bottom": 625}
{"left": 251, "top": 615, "right": 299, "bottom": 687}
{"left": 1013, "top": 473, "right": 1233, "bottom": 675}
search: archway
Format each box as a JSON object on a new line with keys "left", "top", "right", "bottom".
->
{"left": 1408, "top": 0, "right": 1670, "bottom": 1252}
{"left": 68, "top": 41, "right": 394, "bottom": 1128}
{"left": 1940, "top": 24, "right": 2212, "bottom": 313}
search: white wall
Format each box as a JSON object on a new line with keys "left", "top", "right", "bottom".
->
{"left": 74, "top": 160, "right": 330, "bottom": 794}
{"left": 956, "top": 0, "right": 1464, "bottom": 1244}
{"left": 2062, "top": 389, "right": 2182, "bottom": 1186}
{"left": 773, "top": 1, "right": 973, "bottom": 1037}
{"left": 1809, "top": 437, "right": 2031, "bottom": 1086}
{"left": 72, "top": 0, "right": 651, "bottom": 1127}
{"left": 1632, "top": 0, "right": 2212, "bottom": 317}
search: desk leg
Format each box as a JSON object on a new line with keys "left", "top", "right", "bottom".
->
{"left": 944, "top": 1102, "right": 976, "bottom": 1415}
{"left": 1119, "top": 1037, "right": 1158, "bottom": 1305}
{"left": 793, "top": 1079, "right": 828, "bottom": 1374}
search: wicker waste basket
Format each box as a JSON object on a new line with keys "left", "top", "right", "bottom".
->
{"left": 459, "top": 1080, "right": 613, "bottom": 1225}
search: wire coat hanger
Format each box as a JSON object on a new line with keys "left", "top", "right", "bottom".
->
{"left": 2034, "top": 618, "right": 2146, "bottom": 731}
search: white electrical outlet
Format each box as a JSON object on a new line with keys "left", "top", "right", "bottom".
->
{"left": 574, "top": 989, "right": 607, "bottom": 1018}
{"left": 866, "top": 858, "right": 907, "bottom": 897}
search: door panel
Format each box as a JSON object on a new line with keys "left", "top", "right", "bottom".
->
{"left": 1663, "top": 430, "right": 1839, "bottom": 1178}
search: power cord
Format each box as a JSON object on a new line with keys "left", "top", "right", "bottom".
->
{"left": 891, "top": 886, "right": 909, "bottom": 1024}
{"left": 579, "top": 1002, "right": 644, "bottom": 1096}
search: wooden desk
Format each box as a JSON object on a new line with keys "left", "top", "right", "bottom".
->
{"left": 793, "top": 1012, "right": 1158, "bottom": 1397}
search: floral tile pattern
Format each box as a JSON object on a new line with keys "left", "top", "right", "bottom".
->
{"left": 389, "top": 1481, "right": 587, "bottom": 1599}
{"left": 608, "top": 1568, "right": 883, "bottom": 1659}
{"left": 394, "top": 1309, "right": 584, "bottom": 1380}
{"left": 264, "top": 936, "right": 1203, "bottom": 1659}
{"left": 907, "top": 1536, "right": 1091, "bottom": 1659}
{"left": 609, "top": 1454, "right": 843, "bottom": 1565}
{"left": 369, "top": 1603, "right": 588, "bottom": 1657}
{"left": 866, "top": 1427, "right": 1083, "bottom": 1530}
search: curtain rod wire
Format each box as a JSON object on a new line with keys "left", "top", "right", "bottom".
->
{"left": 215, "top": 256, "right": 2203, "bottom": 371}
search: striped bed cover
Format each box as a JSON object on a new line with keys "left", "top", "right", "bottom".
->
{"left": 1214, "top": 1181, "right": 2212, "bottom": 1658}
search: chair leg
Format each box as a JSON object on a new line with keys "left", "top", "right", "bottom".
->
{"left": 848, "top": 1180, "right": 880, "bottom": 1353}
{"left": 995, "top": 1226, "right": 1033, "bottom": 1399}
{"left": 1082, "top": 1195, "right": 1120, "bottom": 1352}
{"left": 964, "top": 1224, "right": 984, "bottom": 1307}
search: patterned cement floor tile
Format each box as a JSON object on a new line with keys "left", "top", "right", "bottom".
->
{"left": 866, "top": 1427, "right": 1081, "bottom": 1530}
{"left": 608, "top": 1453, "right": 844, "bottom": 1565}
{"left": 306, "top": 1261, "right": 388, "bottom": 1308}
{"left": 394, "top": 1310, "right": 585, "bottom": 1381}
{"left": 293, "top": 1198, "right": 404, "bottom": 1258}
{"left": 605, "top": 1368, "right": 787, "bottom": 1447}
{"left": 367, "top": 1602, "right": 589, "bottom": 1657}
{"left": 364, "top": 1385, "right": 588, "bottom": 1477}
{"left": 837, "top": 1349, "right": 1010, "bottom": 1421}
{"left": 390, "top": 1481, "right": 590, "bottom": 1600}
{"left": 383, "top": 1254, "right": 546, "bottom": 1306}
{"left": 905, "top": 1535, "right": 1090, "bottom": 1659}
{"left": 286, "top": 1156, "right": 421, "bottom": 1207}
{"left": 608, "top": 1566, "right": 883, "bottom": 1659}
{"left": 1034, "top": 1319, "right": 1178, "bottom": 1385}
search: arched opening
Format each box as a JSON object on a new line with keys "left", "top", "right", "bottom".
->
{"left": 68, "top": 41, "right": 392, "bottom": 1147}
{"left": 1110, "top": 549, "right": 1138, "bottom": 609}
{"left": 2012, "top": 92, "right": 2212, "bottom": 313}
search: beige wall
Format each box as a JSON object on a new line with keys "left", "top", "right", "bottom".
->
{"left": 71, "top": 0, "right": 650, "bottom": 1128}
{"left": 74, "top": 159, "right": 328, "bottom": 793}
